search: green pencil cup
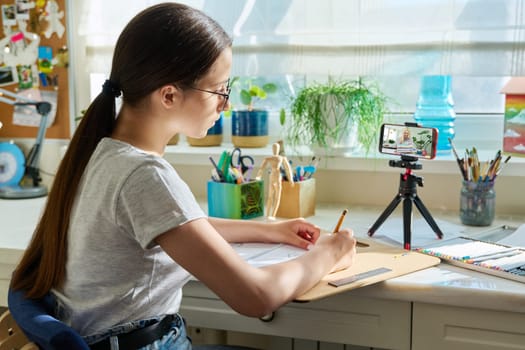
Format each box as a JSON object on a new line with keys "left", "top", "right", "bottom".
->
{"left": 207, "top": 180, "right": 264, "bottom": 219}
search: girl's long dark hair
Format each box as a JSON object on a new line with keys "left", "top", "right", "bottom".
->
{"left": 11, "top": 2, "right": 232, "bottom": 298}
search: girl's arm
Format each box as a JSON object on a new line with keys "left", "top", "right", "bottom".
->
{"left": 208, "top": 217, "right": 320, "bottom": 250}
{"left": 155, "top": 217, "right": 356, "bottom": 318}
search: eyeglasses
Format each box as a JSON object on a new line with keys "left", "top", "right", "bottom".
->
{"left": 189, "top": 79, "right": 231, "bottom": 111}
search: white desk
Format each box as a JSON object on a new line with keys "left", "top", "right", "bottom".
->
{"left": 1, "top": 198, "right": 524, "bottom": 350}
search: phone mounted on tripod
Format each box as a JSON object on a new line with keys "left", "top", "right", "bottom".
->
{"left": 368, "top": 124, "right": 443, "bottom": 250}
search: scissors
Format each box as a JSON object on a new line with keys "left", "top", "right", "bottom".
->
{"left": 230, "top": 147, "right": 254, "bottom": 175}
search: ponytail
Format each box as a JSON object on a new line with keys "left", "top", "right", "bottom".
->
{"left": 10, "top": 89, "right": 117, "bottom": 297}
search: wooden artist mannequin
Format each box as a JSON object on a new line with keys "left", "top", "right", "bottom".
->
{"left": 257, "top": 142, "right": 294, "bottom": 219}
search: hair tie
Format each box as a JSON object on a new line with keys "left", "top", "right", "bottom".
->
{"left": 102, "top": 80, "right": 121, "bottom": 98}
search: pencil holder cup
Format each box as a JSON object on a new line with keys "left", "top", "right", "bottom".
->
{"left": 459, "top": 180, "right": 495, "bottom": 226}
{"left": 276, "top": 178, "right": 316, "bottom": 218}
{"left": 207, "top": 180, "right": 264, "bottom": 219}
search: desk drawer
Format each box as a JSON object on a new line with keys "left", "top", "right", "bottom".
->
{"left": 413, "top": 302, "right": 525, "bottom": 350}
{"left": 181, "top": 281, "right": 411, "bottom": 350}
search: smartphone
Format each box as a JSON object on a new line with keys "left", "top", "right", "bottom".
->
{"left": 379, "top": 123, "right": 438, "bottom": 159}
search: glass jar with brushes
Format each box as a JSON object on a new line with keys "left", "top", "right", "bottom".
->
{"left": 449, "top": 141, "right": 511, "bottom": 226}
{"left": 460, "top": 180, "right": 495, "bottom": 226}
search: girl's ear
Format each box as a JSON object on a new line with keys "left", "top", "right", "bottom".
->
{"left": 159, "top": 84, "right": 182, "bottom": 108}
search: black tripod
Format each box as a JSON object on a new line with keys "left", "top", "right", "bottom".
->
{"left": 368, "top": 155, "right": 443, "bottom": 250}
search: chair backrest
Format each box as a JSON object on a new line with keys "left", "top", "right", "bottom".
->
{"left": 8, "top": 288, "right": 90, "bottom": 350}
{"left": 0, "top": 309, "right": 39, "bottom": 350}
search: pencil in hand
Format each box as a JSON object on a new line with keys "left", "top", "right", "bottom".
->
{"left": 333, "top": 209, "right": 348, "bottom": 233}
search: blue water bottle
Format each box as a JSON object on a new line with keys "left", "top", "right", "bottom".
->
{"left": 413, "top": 75, "right": 456, "bottom": 153}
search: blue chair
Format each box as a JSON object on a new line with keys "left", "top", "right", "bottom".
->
{"left": 7, "top": 288, "right": 89, "bottom": 350}
{"left": 8, "top": 288, "right": 260, "bottom": 350}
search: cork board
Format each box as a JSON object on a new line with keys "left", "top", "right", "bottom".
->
{"left": 0, "top": 0, "right": 69, "bottom": 139}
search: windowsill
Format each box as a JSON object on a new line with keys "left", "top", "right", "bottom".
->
{"left": 163, "top": 113, "right": 523, "bottom": 177}
{"left": 164, "top": 142, "right": 525, "bottom": 177}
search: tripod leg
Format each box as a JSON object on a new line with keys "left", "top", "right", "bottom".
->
{"left": 368, "top": 194, "right": 403, "bottom": 236}
{"left": 403, "top": 198, "right": 413, "bottom": 250}
{"left": 413, "top": 195, "right": 444, "bottom": 239}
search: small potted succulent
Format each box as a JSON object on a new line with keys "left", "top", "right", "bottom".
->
{"left": 229, "top": 77, "right": 278, "bottom": 148}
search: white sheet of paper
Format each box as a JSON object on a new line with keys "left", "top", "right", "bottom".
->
{"left": 232, "top": 243, "right": 307, "bottom": 268}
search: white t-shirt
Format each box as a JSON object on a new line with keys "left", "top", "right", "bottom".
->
{"left": 53, "top": 138, "right": 206, "bottom": 336}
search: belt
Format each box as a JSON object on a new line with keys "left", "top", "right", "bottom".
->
{"left": 90, "top": 314, "right": 174, "bottom": 350}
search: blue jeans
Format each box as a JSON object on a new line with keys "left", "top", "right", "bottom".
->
{"left": 84, "top": 314, "right": 191, "bottom": 350}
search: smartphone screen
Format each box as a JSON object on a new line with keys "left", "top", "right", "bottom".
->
{"left": 379, "top": 123, "right": 438, "bottom": 159}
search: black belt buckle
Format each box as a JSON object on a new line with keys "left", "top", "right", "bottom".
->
{"left": 90, "top": 314, "right": 174, "bottom": 350}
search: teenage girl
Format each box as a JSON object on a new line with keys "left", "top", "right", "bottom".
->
{"left": 10, "top": 3, "right": 356, "bottom": 349}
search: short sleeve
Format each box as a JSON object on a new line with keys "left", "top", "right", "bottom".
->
{"left": 116, "top": 158, "right": 206, "bottom": 249}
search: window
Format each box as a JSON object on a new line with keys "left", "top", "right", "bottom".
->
{"left": 70, "top": 0, "right": 525, "bottom": 157}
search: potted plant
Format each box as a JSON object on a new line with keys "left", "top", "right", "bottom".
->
{"left": 229, "top": 77, "right": 278, "bottom": 148}
{"left": 285, "top": 77, "right": 388, "bottom": 155}
{"left": 187, "top": 113, "right": 223, "bottom": 146}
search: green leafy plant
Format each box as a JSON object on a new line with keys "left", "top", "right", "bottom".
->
{"left": 285, "top": 77, "right": 389, "bottom": 155}
{"left": 227, "top": 76, "right": 284, "bottom": 148}
{"left": 229, "top": 77, "right": 278, "bottom": 112}
{"left": 412, "top": 129, "right": 433, "bottom": 155}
